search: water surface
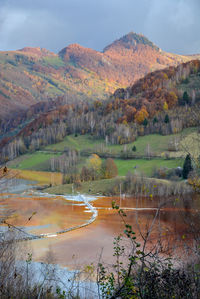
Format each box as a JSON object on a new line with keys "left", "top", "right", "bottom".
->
{"left": 0, "top": 179, "right": 199, "bottom": 269}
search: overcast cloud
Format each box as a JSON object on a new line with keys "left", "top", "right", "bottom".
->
{"left": 0, "top": 0, "right": 199, "bottom": 54}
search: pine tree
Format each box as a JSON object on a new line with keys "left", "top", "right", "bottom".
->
{"left": 132, "top": 145, "right": 136, "bottom": 152}
{"left": 143, "top": 118, "right": 148, "bottom": 127}
{"left": 183, "top": 91, "right": 189, "bottom": 104}
{"left": 164, "top": 114, "right": 169, "bottom": 124}
{"left": 182, "top": 154, "right": 193, "bottom": 179}
{"left": 153, "top": 117, "right": 158, "bottom": 124}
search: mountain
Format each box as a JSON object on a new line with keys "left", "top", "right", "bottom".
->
{"left": 111, "top": 58, "right": 200, "bottom": 112}
{"left": 0, "top": 32, "right": 200, "bottom": 119}
{"left": 103, "top": 32, "right": 160, "bottom": 52}
{"left": 1, "top": 60, "right": 200, "bottom": 163}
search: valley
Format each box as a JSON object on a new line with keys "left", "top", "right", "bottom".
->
{"left": 7, "top": 125, "right": 197, "bottom": 165}
{"left": 7, "top": 128, "right": 196, "bottom": 196}
{"left": 0, "top": 30, "right": 200, "bottom": 298}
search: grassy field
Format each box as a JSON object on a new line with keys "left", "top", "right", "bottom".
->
{"left": 44, "top": 176, "right": 174, "bottom": 196}
{"left": 8, "top": 152, "right": 60, "bottom": 170}
{"left": 9, "top": 154, "right": 183, "bottom": 178}
{"left": 45, "top": 177, "right": 124, "bottom": 195}
{"left": 42, "top": 56, "right": 65, "bottom": 68}
{"left": 6, "top": 127, "right": 196, "bottom": 197}
{"left": 8, "top": 134, "right": 187, "bottom": 177}
{"left": 6, "top": 130, "right": 192, "bottom": 197}
{"left": 44, "top": 128, "right": 197, "bottom": 157}
{"left": 8, "top": 127, "right": 197, "bottom": 181}
{"left": 106, "top": 127, "right": 197, "bottom": 156}
{"left": 45, "top": 134, "right": 103, "bottom": 151}
{"left": 115, "top": 158, "right": 183, "bottom": 176}
{"left": 15, "top": 169, "right": 63, "bottom": 185}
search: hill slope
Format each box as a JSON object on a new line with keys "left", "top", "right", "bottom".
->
{"left": 1, "top": 60, "right": 200, "bottom": 164}
{"left": 0, "top": 32, "right": 200, "bottom": 119}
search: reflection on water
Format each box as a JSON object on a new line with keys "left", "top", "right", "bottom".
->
{"left": 0, "top": 179, "right": 200, "bottom": 269}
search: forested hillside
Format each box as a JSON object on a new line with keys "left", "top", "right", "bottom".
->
{"left": 0, "top": 32, "right": 200, "bottom": 120}
{"left": 1, "top": 60, "right": 200, "bottom": 163}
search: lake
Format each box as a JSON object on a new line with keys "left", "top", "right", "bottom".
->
{"left": 0, "top": 178, "right": 199, "bottom": 270}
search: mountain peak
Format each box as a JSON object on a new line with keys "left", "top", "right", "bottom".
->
{"left": 103, "top": 32, "right": 160, "bottom": 52}
{"left": 59, "top": 43, "right": 90, "bottom": 59}
{"left": 18, "top": 47, "right": 55, "bottom": 57}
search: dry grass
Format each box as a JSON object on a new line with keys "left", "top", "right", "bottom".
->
{"left": 14, "top": 169, "right": 63, "bottom": 185}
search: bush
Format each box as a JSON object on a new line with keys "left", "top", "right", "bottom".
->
{"left": 98, "top": 202, "right": 200, "bottom": 299}
{"left": 153, "top": 166, "right": 181, "bottom": 180}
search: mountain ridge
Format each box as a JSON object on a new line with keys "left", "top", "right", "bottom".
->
{"left": 0, "top": 32, "right": 200, "bottom": 119}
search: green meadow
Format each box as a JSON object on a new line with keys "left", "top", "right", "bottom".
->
{"left": 8, "top": 152, "right": 60, "bottom": 171}
{"left": 44, "top": 127, "right": 197, "bottom": 156}
{"left": 114, "top": 158, "right": 183, "bottom": 177}
{"left": 8, "top": 128, "right": 194, "bottom": 186}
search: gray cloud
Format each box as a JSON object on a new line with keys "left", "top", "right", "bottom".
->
{"left": 0, "top": 0, "right": 199, "bottom": 54}
{"left": 144, "top": 0, "right": 200, "bottom": 54}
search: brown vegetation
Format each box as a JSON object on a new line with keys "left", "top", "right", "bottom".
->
{"left": 0, "top": 32, "right": 199, "bottom": 120}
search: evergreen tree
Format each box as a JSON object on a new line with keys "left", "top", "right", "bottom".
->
{"left": 143, "top": 118, "right": 148, "bottom": 126}
{"left": 164, "top": 114, "right": 169, "bottom": 124}
{"left": 182, "top": 154, "right": 193, "bottom": 179}
{"left": 132, "top": 145, "right": 136, "bottom": 152}
{"left": 153, "top": 117, "right": 158, "bottom": 124}
{"left": 183, "top": 91, "right": 190, "bottom": 104}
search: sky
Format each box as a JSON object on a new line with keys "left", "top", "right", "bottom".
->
{"left": 0, "top": 0, "right": 199, "bottom": 55}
